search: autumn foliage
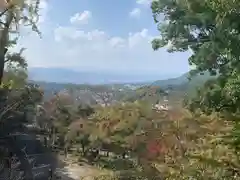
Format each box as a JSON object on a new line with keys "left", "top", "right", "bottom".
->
{"left": 146, "top": 140, "right": 166, "bottom": 160}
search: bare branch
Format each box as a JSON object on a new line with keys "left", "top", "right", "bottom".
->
{"left": 0, "top": 99, "right": 22, "bottom": 120}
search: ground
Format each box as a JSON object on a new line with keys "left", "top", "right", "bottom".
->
{"left": 56, "top": 154, "right": 112, "bottom": 180}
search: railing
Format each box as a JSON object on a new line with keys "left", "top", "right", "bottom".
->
{"left": 0, "top": 136, "right": 34, "bottom": 180}
{"left": 0, "top": 133, "right": 56, "bottom": 180}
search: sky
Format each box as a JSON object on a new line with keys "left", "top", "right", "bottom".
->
{"left": 14, "top": 0, "right": 191, "bottom": 77}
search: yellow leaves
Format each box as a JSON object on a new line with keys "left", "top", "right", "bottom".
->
{"left": 0, "top": 79, "right": 13, "bottom": 89}
{"left": 9, "top": 0, "right": 24, "bottom": 6}
{"left": 63, "top": 101, "right": 240, "bottom": 179}
{"left": 0, "top": 0, "right": 24, "bottom": 11}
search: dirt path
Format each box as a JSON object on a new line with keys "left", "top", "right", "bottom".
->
{"left": 56, "top": 155, "right": 112, "bottom": 180}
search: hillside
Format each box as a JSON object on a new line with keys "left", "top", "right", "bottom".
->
{"left": 32, "top": 71, "right": 214, "bottom": 102}
{"left": 150, "top": 72, "right": 216, "bottom": 99}
{"left": 152, "top": 72, "right": 212, "bottom": 88}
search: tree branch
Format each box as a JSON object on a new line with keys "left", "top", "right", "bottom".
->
{"left": 4, "top": 58, "right": 9, "bottom": 63}
{"left": 0, "top": 3, "right": 14, "bottom": 18}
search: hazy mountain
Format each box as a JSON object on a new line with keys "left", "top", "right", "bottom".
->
{"left": 30, "top": 69, "right": 214, "bottom": 100}
{"left": 28, "top": 67, "right": 177, "bottom": 84}
{"left": 152, "top": 71, "right": 216, "bottom": 98}
{"left": 29, "top": 68, "right": 213, "bottom": 92}
{"left": 152, "top": 72, "right": 213, "bottom": 87}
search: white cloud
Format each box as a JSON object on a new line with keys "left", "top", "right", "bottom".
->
{"left": 129, "top": 8, "right": 141, "bottom": 18}
{"left": 70, "top": 11, "right": 92, "bottom": 25}
{"left": 14, "top": 3, "right": 190, "bottom": 76}
{"left": 49, "top": 25, "right": 190, "bottom": 74}
{"left": 38, "top": 0, "right": 48, "bottom": 23}
{"left": 54, "top": 26, "right": 150, "bottom": 51}
{"left": 136, "top": 0, "right": 152, "bottom": 6}
{"left": 109, "top": 37, "right": 125, "bottom": 48}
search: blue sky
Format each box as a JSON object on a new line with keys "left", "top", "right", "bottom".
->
{"left": 15, "top": 0, "right": 191, "bottom": 78}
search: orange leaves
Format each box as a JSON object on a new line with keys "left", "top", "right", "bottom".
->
{"left": 100, "top": 119, "right": 119, "bottom": 134}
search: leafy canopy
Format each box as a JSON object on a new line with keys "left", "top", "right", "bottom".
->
{"left": 151, "top": 0, "right": 240, "bottom": 113}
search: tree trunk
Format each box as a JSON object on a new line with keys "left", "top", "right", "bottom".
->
{"left": 52, "top": 128, "right": 56, "bottom": 146}
{"left": 122, "top": 151, "right": 126, "bottom": 159}
{"left": 44, "top": 136, "right": 47, "bottom": 147}
{"left": 64, "top": 147, "right": 67, "bottom": 158}
{"left": 81, "top": 143, "right": 85, "bottom": 155}
{"left": 0, "top": 49, "right": 5, "bottom": 84}
{"left": 0, "top": 9, "right": 13, "bottom": 84}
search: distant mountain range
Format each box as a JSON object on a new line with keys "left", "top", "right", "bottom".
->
{"left": 28, "top": 68, "right": 214, "bottom": 98}
{"left": 28, "top": 67, "right": 180, "bottom": 84}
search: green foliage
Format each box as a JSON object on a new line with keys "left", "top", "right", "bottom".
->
{"left": 77, "top": 104, "right": 95, "bottom": 118}
{"left": 0, "top": 51, "right": 43, "bottom": 125}
{"left": 0, "top": 0, "right": 43, "bottom": 128}
{"left": 90, "top": 104, "right": 240, "bottom": 179}
{"left": 124, "top": 86, "right": 167, "bottom": 104}
{"left": 151, "top": 0, "right": 240, "bottom": 178}
{"left": 1, "top": 0, "right": 42, "bottom": 40}
{"left": 151, "top": 0, "right": 240, "bottom": 112}
{"left": 35, "top": 87, "right": 240, "bottom": 179}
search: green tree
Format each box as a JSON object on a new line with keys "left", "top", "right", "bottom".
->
{"left": 0, "top": 0, "right": 42, "bottom": 83}
{"left": 77, "top": 103, "right": 94, "bottom": 118}
{"left": 3, "top": 49, "right": 28, "bottom": 89}
{"left": 151, "top": 0, "right": 240, "bottom": 112}
{"left": 151, "top": 0, "right": 240, "bottom": 178}
{"left": 0, "top": 52, "right": 43, "bottom": 126}
{"left": 0, "top": 1, "right": 45, "bottom": 178}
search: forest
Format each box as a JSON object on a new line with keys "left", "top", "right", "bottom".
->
{"left": 1, "top": 0, "right": 240, "bottom": 180}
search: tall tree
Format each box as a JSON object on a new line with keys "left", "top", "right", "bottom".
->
{"left": 0, "top": 0, "right": 41, "bottom": 83}
{"left": 151, "top": 0, "right": 240, "bottom": 113}
{"left": 151, "top": 0, "right": 240, "bottom": 177}
{"left": 0, "top": 1, "right": 44, "bottom": 179}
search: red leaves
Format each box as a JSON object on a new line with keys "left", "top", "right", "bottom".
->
{"left": 146, "top": 140, "right": 165, "bottom": 159}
